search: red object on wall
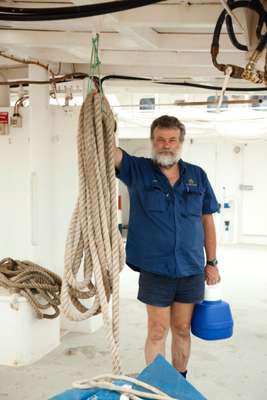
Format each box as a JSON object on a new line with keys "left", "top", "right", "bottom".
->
{"left": 118, "top": 194, "right": 122, "bottom": 210}
{"left": 0, "top": 112, "right": 9, "bottom": 124}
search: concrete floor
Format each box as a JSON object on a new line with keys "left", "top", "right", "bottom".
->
{"left": 0, "top": 244, "right": 267, "bottom": 400}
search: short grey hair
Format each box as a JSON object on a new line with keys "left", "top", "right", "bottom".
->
{"left": 150, "top": 115, "right": 186, "bottom": 142}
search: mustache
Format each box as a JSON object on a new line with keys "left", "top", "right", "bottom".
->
{"left": 151, "top": 148, "right": 181, "bottom": 168}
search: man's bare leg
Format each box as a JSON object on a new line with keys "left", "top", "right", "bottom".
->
{"left": 170, "top": 303, "right": 195, "bottom": 373}
{"left": 145, "top": 304, "right": 170, "bottom": 365}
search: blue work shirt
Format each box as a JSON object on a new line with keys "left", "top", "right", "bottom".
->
{"left": 116, "top": 149, "right": 219, "bottom": 278}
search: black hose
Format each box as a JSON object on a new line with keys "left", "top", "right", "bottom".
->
{"left": 100, "top": 74, "right": 267, "bottom": 91}
{"left": 0, "top": 0, "right": 166, "bottom": 21}
{"left": 211, "top": 0, "right": 267, "bottom": 78}
{"left": 212, "top": 8, "right": 227, "bottom": 49}
{"left": 256, "top": 13, "right": 266, "bottom": 40}
{"left": 2, "top": 73, "right": 267, "bottom": 91}
{"left": 255, "top": 32, "right": 267, "bottom": 53}
{"left": 225, "top": 0, "right": 266, "bottom": 49}
{"left": 226, "top": 14, "right": 248, "bottom": 52}
{"left": 212, "top": 0, "right": 267, "bottom": 50}
{"left": 101, "top": 75, "right": 151, "bottom": 84}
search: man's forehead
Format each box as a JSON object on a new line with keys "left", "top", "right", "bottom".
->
{"left": 153, "top": 127, "right": 181, "bottom": 137}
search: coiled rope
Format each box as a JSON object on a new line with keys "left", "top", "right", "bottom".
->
{"left": 60, "top": 91, "right": 125, "bottom": 374}
{"left": 0, "top": 257, "right": 61, "bottom": 319}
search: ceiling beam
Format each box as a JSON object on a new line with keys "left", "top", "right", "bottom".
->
{"left": 114, "top": 4, "right": 230, "bottom": 27}
{"left": 98, "top": 50, "right": 248, "bottom": 67}
{"left": 1, "top": 44, "right": 250, "bottom": 67}
{"left": 77, "top": 63, "right": 226, "bottom": 78}
{"left": 0, "top": 29, "right": 245, "bottom": 52}
{"left": 104, "top": 14, "right": 160, "bottom": 50}
{"left": 0, "top": 67, "right": 28, "bottom": 80}
{"left": 119, "top": 27, "right": 160, "bottom": 50}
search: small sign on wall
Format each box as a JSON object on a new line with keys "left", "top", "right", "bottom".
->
{"left": 0, "top": 112, "right": 9, "bottom": 124}
{"left": 0, "top": 112, "right": 9, "bottom": 135}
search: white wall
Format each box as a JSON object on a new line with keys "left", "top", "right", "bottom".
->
{"left": 240, "top": 143, "right": 267, "bottom": 244}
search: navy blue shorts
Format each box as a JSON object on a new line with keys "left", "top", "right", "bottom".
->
{"left": 138, "top": 271, "right": 205, "bottom": 307}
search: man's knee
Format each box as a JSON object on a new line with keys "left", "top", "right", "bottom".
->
{"left": 148, "top": 321, "right": 169, "bottom": 342}
{"left": 171, "top": 322, "right": 191, "bottom": 338}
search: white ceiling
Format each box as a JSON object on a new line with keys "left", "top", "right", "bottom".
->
{"left": 1, "top": 0, "right": 267, "bottom": 140}
{"left": 0, "top": 0, "right": 266, "bottom": 86}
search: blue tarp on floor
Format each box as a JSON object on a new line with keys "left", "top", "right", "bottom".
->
{"left": 49, "top": 354, "right": 207, "bottom": 400}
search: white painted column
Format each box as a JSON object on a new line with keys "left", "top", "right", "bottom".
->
{"left": 28, "top": 65, "right": 52, "bottom": 268}
{"left": 0, "top": 72, "right": 10, "bottom": 107}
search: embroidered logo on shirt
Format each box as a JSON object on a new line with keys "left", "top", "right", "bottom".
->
{"left": 187, "top": 178, "right": 197, "bottom": 186}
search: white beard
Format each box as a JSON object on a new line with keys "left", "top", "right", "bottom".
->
{"left": 152, "top": 149, "right": 181, "bottom": 169}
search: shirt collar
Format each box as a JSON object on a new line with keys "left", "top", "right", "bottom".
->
{"left": 178, "top": 158, "right": 186, "bottom": 175}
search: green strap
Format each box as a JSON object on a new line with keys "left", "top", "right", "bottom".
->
{"left": 87, "top": 33, "right": 104, "bottom": 99}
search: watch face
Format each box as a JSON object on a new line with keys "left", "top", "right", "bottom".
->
{"left": 208, "top": 259, "right": 218, "bottom": 266}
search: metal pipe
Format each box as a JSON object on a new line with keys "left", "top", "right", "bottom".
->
{"left": 111, "top": 99, "right": 261, "bottom": 108}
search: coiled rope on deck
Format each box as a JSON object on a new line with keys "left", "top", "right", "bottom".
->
{"left": 60, "top": 91, "right": 125, "bottom": 374}
{"left": 0, "top": 257, "right": 62, "bottom": 319}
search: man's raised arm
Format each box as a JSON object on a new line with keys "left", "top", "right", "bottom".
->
{"left": 113, "top": 137, "right": 123, "bottom": 170}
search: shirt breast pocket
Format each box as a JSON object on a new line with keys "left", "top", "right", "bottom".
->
{"left": 144, "top": 189, "right": 167, "bottom": 212}
{"left": 184, "top": 186, "right": 204, "bottom": 217}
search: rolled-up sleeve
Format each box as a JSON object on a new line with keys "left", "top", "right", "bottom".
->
{"left": 202, "top": 173, "right": 220, "bottom": 214}
{"left": 115, "top": 148, "right": 140, "bottom": 188}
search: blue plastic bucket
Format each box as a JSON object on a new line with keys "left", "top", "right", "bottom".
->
{"left": 191, "top": 300, "right": 233, "bottom": 340}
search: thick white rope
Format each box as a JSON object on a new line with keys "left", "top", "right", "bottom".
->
{"left": 216, "top": 65, "right": 233, "bottom": 112}
{"left": 73, "top": 374, "right": 178, "bottom": 400}
{"left": 60, "top": 91, "right": 125, "bottom": 374}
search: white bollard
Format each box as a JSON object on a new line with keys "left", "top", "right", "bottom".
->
{"left": 0, "top": 288, "right": 60, "bottom": 366}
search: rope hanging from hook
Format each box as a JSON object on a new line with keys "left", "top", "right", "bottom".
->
{"left": 61, "top": 31, "right": 125, "bottom": 374}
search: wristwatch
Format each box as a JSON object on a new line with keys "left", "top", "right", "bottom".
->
{"left": 207, "top": 258, "right": 218, "bottom": 267}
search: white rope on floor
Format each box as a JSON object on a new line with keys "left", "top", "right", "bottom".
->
{"left": 73, "top": 373, "right": 177, "bottom": 400}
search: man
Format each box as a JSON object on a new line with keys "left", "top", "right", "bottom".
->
{"left": 114, "top": 115, "right": 220, "bottom": 379}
